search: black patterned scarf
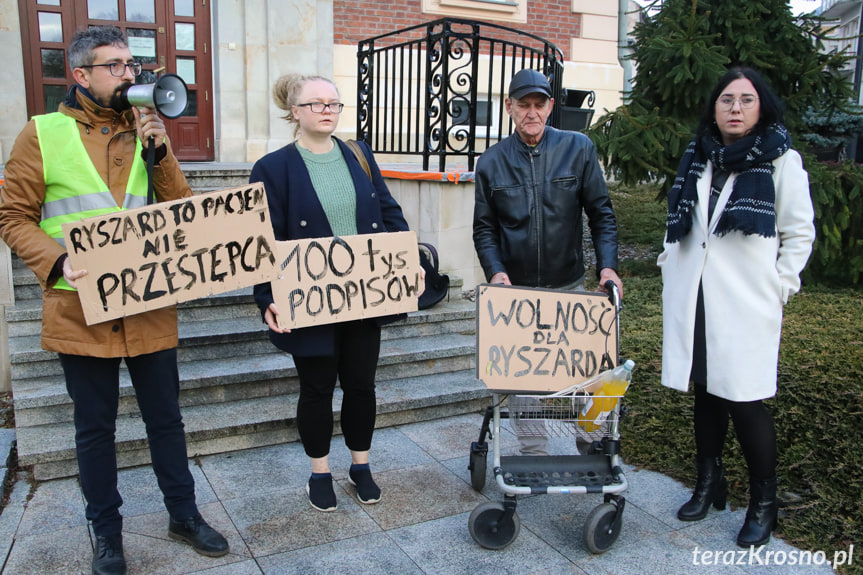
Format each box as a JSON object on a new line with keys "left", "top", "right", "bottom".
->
{"left": 666, "top": 123, "right": 791, "bottom": 243}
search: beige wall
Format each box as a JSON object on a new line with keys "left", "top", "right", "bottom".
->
{"left": 564, "top": 2, "right": 630, "bottom": 122}
{"left": 421, "top": 0, "right": 528, "bottom": 24}
{"left": 213, "top": 0, "right": 335, "bottom": 163}
{"left": 387, "top": 177, "right": 483, "bottom": 289}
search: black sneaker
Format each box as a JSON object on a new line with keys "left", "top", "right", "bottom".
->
{"left": 348, "top": 468, "right": 381, "bottom": 504}
{"left": 92, "top": 533, "right": 126, "bottom": 575}
{"left": 306, "top": 475, "right": 338, "bottom": 512}
{"left": 168, "top": 514, "right": 229, "bottom": 557}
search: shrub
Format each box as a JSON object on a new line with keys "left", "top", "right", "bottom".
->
{"left": 588, "top": 0, "right": 861, "bottom": 285}
{"left": 802, "top": 154, "right": 863, "bottom": 285}
{"left": 800, "top": 105, "right": 863, "bottom": 151}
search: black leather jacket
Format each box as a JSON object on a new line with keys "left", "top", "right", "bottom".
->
{"left": 473, "top": 127, "right": 618, "bottom": 288}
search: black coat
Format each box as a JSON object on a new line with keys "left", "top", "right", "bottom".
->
{"left": 251, "top": 139, "right": 409, "bottom": 356}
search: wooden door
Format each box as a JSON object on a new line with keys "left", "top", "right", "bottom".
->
{"left": 159, "top": 0, "right": 213, "bottom": 160}
{"left": 18, "top": 0, "right": 214, "bottom": 161}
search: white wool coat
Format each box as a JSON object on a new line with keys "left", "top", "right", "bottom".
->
{"left": 658, "top": 150, "right": 816, "bottom": 401}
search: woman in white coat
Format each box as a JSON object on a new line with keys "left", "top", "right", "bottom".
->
{"left": 658, "top": 67, "right": 815, "bottom": 548}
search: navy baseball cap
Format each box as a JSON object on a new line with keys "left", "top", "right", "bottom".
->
{"left": 508, "top": 69, "right": 553, "bottom": 100}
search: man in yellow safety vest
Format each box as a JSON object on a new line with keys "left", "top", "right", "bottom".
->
{"left": 0, "top": 25, "right": 228, "bottom": 575}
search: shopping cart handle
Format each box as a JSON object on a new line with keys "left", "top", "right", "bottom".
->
{"left": 603, "top": 280, "right": 620, "bottom": 308}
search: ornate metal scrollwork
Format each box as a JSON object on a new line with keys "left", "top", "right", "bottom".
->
{"left": 357, "top": 17, "right": 565, "bottom": 170}
{"left": 357, "top": 44, "right": 373, "bottom": 143}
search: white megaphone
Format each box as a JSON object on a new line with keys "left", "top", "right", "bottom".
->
{"left": 120, "top": 73, "right": 188, "bottom": 119}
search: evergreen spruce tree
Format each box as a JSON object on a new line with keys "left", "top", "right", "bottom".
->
{"left": 589, "top": 0, "right": 861, "bottom": 284}
{"left": 590, "top": 0, "right": 851, "bottom": 190}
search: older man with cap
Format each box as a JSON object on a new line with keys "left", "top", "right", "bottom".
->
{"left": 472, "top": 68, "right": 623, "bottom": 454}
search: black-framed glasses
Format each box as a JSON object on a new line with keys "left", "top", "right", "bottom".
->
{"left": 717, "top": 96, "right": 759, "bottom": 111}
{"left": 297, "top": 102, "right": 344, "bottom": 114}
{"left": 80, "top": 62, "right": 143, "bottom": 77}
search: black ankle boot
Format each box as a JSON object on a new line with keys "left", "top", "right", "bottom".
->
{"left": 677, "top": 456, "right": 728, "bottom": 521}
{"left": 737, "top": 476, "right": 778, "bottom": 548}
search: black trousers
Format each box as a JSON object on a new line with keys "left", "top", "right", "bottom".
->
{"left": 60, "top": 349, "right": 197, "bottom": 536}
{"left": 292, "top": 320, "right": 382, "bottom": 459}
{"left": 691, "top": 284, "right": 777, "bottom": 481}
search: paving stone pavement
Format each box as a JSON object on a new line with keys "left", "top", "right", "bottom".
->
{"left": 0, "top": 413, "right": 840, "bottom": 575}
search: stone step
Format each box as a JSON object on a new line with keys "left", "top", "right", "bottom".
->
{"left": 8, "top": 296, "right": 474, "bottom": 380}
{"left": 12, "top": 329, "right": 477, "bottom": 428}
{"left": 11, "top": 254, "right": 31, "bottom": 271}
{"left": 4, "top": 298, "right": 41, "bottom": 337}
{"left": 19, "top": 368, "right": 490, "bottom": 480}
{"left": 6, "top": 274, "right": 466, "bottom": 335}
{"left": 181, "top": 163, "right": 253, "bottom": 194}
{"left": 11, "top": 272, "right": 42, "bottom": 303}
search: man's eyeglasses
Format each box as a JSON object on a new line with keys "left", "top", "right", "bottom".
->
{"left": 717, "top": 96, "right": 759, "bottom": 111}
{"left": 80, "top": 62, "right": 143, "bottom": 77}
{"left": 297, "top": 102, "right": 344, "bottom": 114}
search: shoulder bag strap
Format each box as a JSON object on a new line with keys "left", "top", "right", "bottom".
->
{"left": 345, "top": 139, "right": 372, "bottom": 181}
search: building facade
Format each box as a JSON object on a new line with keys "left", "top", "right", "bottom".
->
{"left": 0, "top": 0, "right": 639, "bottom": 392}
{"left": 820, "top": 0, "right": 863, "bottom": 103}
{"left": 1, "top": 0, "right": 639, "bottom": 165}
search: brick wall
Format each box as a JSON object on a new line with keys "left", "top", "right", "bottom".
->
{"left": 333, "top": 0, "right": 582, "bottom": 60}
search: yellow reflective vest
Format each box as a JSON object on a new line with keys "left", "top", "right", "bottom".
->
{"left": 34, "top": 112, "right": 147, "bottom": 289}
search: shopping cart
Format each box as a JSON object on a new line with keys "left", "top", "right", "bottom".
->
{"left": 467, "top": 281, "right": 629, "bottom": 553}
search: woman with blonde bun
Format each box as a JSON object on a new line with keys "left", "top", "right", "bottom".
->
{"left": 251, "top": 74, "right": 418, "bottom": 512}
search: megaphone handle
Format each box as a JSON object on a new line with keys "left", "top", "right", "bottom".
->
{"left": 146, "top": 136, "right": 156, "bottom": 205}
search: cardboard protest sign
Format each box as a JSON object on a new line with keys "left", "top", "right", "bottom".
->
{"left": 476, "top": 284, "right": 618, "bottom": 393}
{"left": 62, "top": 183, "right": 277, "bottom": 325}
{"left": 271, "top": 231, "right": 421, "bottom": 329}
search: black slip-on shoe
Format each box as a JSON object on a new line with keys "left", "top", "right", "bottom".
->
{"left": 306, "top": 475, "right": 338, "bottom": 512}
{"left": 348, "top": 468, "right": 382, "bottom": 504}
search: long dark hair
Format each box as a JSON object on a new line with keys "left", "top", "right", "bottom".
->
{"left": 696, "top": 66, "right": 784, "bottom": 141}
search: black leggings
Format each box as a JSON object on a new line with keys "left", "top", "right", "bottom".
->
{"left": 292, "top": 320, "right": 382, "bottom": 459}
{"left": 694, "top": 385, "right": 777, "bottom": 481}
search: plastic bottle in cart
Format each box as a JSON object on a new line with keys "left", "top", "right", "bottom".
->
{"left": 579, "top": 360, "right": 635, "bottom": 432}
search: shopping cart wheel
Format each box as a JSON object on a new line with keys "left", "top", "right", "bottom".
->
{"left": 469, "top": 442, "right": 488, "bottom": 491}
{"left": 583, "top": 502, "right": 623, "bottom": 554}
{"left": 468, "top": 501, "right": 520, "bottom": 550}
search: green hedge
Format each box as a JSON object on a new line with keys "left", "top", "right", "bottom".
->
{"left": 802, "top": 154, "right": 863, "bottom": 285}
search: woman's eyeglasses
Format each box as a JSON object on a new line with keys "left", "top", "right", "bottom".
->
{"left": 717, "top": 96, "right": 759, "bottom": 111}
{"left": 80, "top": 62, "right": 143, "bottom": 77}
{"left": 297, "top": 102, "right": 345, "bottom": 114}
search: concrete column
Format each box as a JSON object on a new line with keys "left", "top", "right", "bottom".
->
{"left": 212, "top": 0, "right": 250, "bottom": 162}
{"left": 0, "top": 0, "right": 29, "bottom": 163}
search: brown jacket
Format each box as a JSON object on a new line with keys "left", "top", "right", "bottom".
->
{"left": 0, "top": 86, "right": 193, "bottom": 357}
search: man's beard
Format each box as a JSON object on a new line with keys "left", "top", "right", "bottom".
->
{"left": 108, "top": 81, "right": 134, "bottom": 113}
